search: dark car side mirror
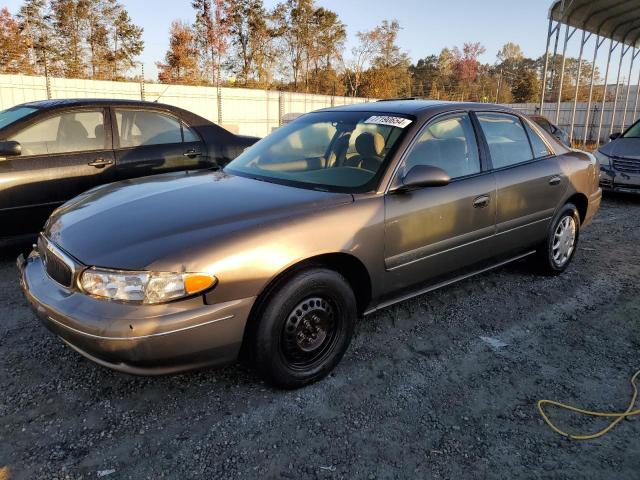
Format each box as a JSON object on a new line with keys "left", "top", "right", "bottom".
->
{"left": 609, "top": 132, "right": 621, "bottom": 140}
{"left": 397, "top": 165, "right": 450, "bottom": 191}
{"left": 0, "top": 140, "right": 22, "bottom": 157}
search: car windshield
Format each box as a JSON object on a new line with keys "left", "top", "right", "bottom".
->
{"left": 623, "top": 120, "right": 640, "bottom": 138}
{"left": 224, "top": 111, "right": 411, "bottom": 192}
{"left": 0, "top": 106, "right": 38, "bottom": 130}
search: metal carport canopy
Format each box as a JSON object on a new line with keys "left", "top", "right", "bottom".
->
{"left": 549, "top": 0, "right": 640, "bottom": 47}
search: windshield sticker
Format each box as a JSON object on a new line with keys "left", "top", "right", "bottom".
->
{"left": 364, "top": 115, "right": 413, "bottom": 129}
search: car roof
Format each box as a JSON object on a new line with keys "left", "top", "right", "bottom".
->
{"left": 18, "top": 98, "right": 175, "bottom": 110}
{"left": 317, "top": 99, "right": 516, "bottom": 117}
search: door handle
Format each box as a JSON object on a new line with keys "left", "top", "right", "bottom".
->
{"left": 548, "top": 175, "right": 562, "bottom": 186}
{"left": 183, "top": 149, "right": 202, "bottom": 158}
{"left": 88, "top": 158, "right": 113, "bottom": 168}
{"left": 473, "top": 194, "right": 490, "bottom": 208}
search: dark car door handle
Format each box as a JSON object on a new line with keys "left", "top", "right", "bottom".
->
{"left": 548, "top": 176, "right": 562, "bottom": 186}
{"left": 87, "top": 158, "right": 113, "bottom": 168}
{"left": 183, "top": 149, "right": 202, "bottom": 158}
{"left": 473, "top": 195, "right": 490, "bottom": 208}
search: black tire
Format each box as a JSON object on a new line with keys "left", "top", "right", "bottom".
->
{"left": 251, "top": 268, "right": 356, "bottom": 389}
{"left": 534, "top": 202, "right": 580, "bottom": 275}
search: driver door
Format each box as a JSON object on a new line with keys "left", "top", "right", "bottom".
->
{"left": 0, "top": 108, "right": 115, "bottom": 239}
{"left": 383, "top": 112, "right": 497, "bottom": 294}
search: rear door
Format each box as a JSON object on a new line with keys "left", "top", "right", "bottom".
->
{"left": 0, "top": 108, "right": 115, "bottom": 239}
{"left": 383, "top": 111, "right": 497, "bottom": 294}
{"left": 475, "top": 112, "right": 568, "bottom": 254}
{"left": 112, "top": 108, "right": 207, "bottom": 180}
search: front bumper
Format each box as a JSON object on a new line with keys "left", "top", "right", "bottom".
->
{"left": 17, "top": 253, "right": 255, "bottom": 375}
{"left": 600, "top": 167, "right": 640, "bottom": 194}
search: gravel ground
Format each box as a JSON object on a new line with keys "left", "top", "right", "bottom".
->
{"left": 1, "top": 193, "right": 639, "bottom": 480}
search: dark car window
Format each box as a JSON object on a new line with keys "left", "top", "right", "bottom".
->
{"left": 182, "top": 123, "right": 200, "bottom": 142}
{"left": 115, "top": 110, "right": 185, "bottom": 148}
{"left": 400, "top": 112, "right": 480, "bottom": 180}
{"left": 477, "top": 112, "right": 534, "bottom": 169}
{"left": 524, "top": 122, "right": 552, "bottom": 158}
{"left": 225, "top": 110, "right": 410, "bottom": 192}
{"left": 9, "top": 110, "right": 106, "bottom": 156}
{"left": 0, "top": 106, "right": 38, "bottom": 130}
{"left": 623, "top": 120, "right": 640, "bottom": 138}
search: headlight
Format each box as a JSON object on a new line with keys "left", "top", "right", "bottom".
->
{"left": 594, "top": 149, "right": 611, "bottom": 169}
{"left": 80, "top": 268, "right": 216, "bottom": 304}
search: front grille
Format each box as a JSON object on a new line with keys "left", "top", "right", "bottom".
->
{"left": 613, "top": 157, "right": 640, "bottom": 174}
{"left": 42, "top": 242, "right": 74, "bottom": 288}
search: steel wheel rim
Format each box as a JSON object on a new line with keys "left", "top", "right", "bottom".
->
{"left": 552, "top": 215, "right": 576, "bottom": 267}
{"left": 281, "top": 296, "right": 338, "bottom": 371}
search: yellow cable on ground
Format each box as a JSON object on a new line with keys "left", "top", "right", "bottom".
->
{"left": 537, "top": 368, "right": 640, "bottom": 440}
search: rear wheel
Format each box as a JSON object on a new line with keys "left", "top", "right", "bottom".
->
{"left": 251, "top": 268, "right": 356, "bottom": 389}
{"left": 534, "top": 203, "right": 580, "bottom": 275}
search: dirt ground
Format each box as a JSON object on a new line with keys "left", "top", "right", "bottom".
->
{"left": 0, "top": 193, "right": 639, "bottom": 480}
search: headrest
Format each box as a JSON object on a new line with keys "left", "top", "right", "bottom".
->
{"left": 355, "top": 132, "right": 384, "bottom": 158}
{"left": 94, "top": 124, "right": 105, "bottom": 141}
{"left": 59, "top": 118, "right": 88, "bottom": 140}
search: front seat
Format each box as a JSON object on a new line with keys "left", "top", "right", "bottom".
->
{"left": 57, "top": 116, "right": 90, "bottom": 152}
{"left": 346, "top": 132, "right": 385, "bottom": 172}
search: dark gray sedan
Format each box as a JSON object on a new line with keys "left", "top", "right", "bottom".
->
{"left": 597, "top": 118, "right": 640, "bottom": 193}
{"left": 18, "top": 100, "right": 602, "bottom": 388}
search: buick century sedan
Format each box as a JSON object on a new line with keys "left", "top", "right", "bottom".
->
{"left": 18, "top": 100, "right": 602, "bottom": 388}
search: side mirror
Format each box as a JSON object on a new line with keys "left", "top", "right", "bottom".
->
{"left": 397, "top": 165, "right": 450, "bottom": 191}
{"left": 0, "top": 140, "right": 22, "bottom": 157}
{"left": 609, "top": 132, "right": 621, "bottom": 140}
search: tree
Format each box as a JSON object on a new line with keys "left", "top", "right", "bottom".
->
{"left": 17, "top": 0, "right": 58, "bottom": 76}
{"left": 111, "top": 6, "right": 143, "bottom": 79}
{"left": 0, "top": 8, "right": 33, "bottom": 74}
{"left": 343, "top": 27, "right": 379, "bottom": 97}
{"left": 50, "top": 0, "right": 89, "bottom": 78}
{"left": 157, "top": 20, "right": 201, "bottom": 84}
{"left": 511, "top": 67, "right": 539, "bottom": 103}
{"left": 193, "top": 0, "right": 232, "bottom": 86}
{"left": 225, "top": 0, "right": 277, "bottom": 87}
{"left": 409, "top": 55, "right": 438, "bottom": 97}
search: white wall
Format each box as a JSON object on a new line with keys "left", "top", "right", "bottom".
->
{"left": 0, "top": 74, "right": 371, "bottom": 138}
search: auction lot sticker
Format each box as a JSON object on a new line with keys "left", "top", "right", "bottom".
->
{"left": 364, "top": 116, "right": 413, "bottom": 128}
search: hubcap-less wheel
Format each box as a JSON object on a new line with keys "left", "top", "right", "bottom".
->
{"left": 281, "top": 297, "right": 337, "bottom": 370}
{"left": 552, "top": 215, "right": 576, "bottom": 267}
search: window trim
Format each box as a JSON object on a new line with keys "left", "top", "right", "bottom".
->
{"left": 473, "top": 110, "right": 554, "bottom": 172}
{"left": 111, "top": 107, "right": 200, "bottom": 150}
{"left": 385, "top": 110, "right": 487, "bottom": 192}
{"left": 8, "top": 107, "right": 110, "bottom": 158}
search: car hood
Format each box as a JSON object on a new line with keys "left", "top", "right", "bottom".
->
{"left": 599, "top": 137, "right": 640, "bottom": 159}
{"left": 45, "top": 170, "right": 353, "bottom": 269}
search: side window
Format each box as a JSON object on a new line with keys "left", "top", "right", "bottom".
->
{"left": 477, "top": 113, "right": 534, "bottom": 169}
{"left": 182, "top": 123, "right": 200, "bottom": 143}
{"left": 10, "top": 110, "right": 105, "bottom": 156}
{"left": 400, "top": 112, "right": 481, "bottom": 180}
{"left": 524, "top": 122, "right": 552, "bottom": 158}
{"left": 115, "top": 110, "right": 183, "bottom": 148}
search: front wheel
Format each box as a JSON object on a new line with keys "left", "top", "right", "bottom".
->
{"left": 251, "top": 268, "right": 356, "bottom": 389}
{"left": 534, "top": 203, "right": 580, "bottom": 275}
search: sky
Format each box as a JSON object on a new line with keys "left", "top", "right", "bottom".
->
{"left": 3, "top": 0, "right": 566, "bottom": 80}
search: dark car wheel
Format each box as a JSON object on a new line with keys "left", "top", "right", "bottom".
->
{"left": 535, "top": 203, "right": 580, "bottom": 275}
{"left": 252, "top": 268, "right": 356, "bottom": 389}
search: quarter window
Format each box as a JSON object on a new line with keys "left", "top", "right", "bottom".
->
{"left": 115, "top": 110, "right": 187, "bottom": 148}
{"left": 10, "top": 110, "right": 106, "bottom": 156}
{"left": 400, "top": 112, "right": 481, "bottom": 180}
{"left": 524, "top": 122, "right": 552, "bottom": 158}
{"left": 477, "top": 113, "right": 534, "bottom": 168}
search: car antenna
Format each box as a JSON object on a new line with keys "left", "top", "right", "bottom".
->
{"left": 154, "top": 85, "right": 171, "bottom": 103}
